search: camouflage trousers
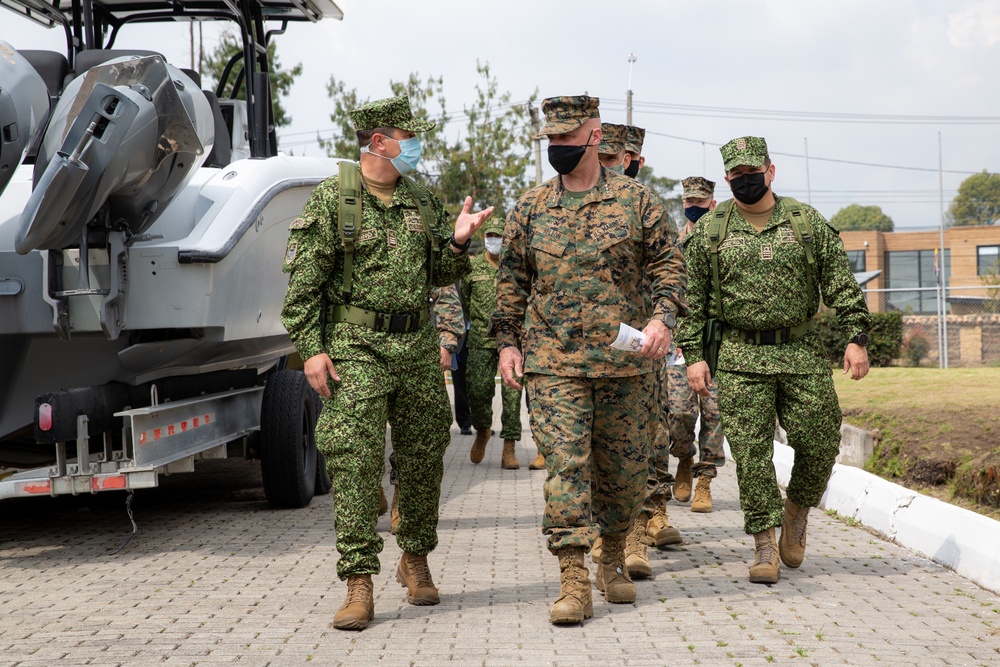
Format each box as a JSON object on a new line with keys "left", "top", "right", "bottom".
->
{"left": 318, "top": 353, "right": 451, "bottom": 579}
{"left": 665, "top": 363, "right": 725, "bottom": 479}
{"left": 466, "top": 347, "right": 523, "bottom": 441}
{"left": 716, "top": 370, "right": 842, "bottom": 535}
{"left": 526, "top": 372, "right": 653, "bottom": 553}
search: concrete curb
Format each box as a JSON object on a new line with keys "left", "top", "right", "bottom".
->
{"left": 770, "top": 440, "right": 1000, "bottom": 594}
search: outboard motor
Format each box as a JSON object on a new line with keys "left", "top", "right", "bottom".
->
{"left": 16, "top": 55, "right": 213, "bottom": 254}
{"left": 0, "top": 41, "right": 49, "bottom": 198}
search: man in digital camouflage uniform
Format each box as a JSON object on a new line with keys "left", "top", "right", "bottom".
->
{"left": 281, "top": 95, "right": 492, "bottom": 630}
{"left": 463, "top": 217, "right": 542, "bottom": 470}
{"left": 676, "top": 136, "right": 871, "bottom": 585}
{"left": 667, "top": 176, "right": 726, "bottom": 514}
{"left": 494, "top": 95, "right": 686, "bottom": 625}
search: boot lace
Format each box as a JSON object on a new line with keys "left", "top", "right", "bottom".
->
{"left": 754, "top": 532, "right": 778, "bottom": 565}
{"left": 346, "top": 576, "right": 373, "bottom": 604}
{"left": 625, "top": 522, "right": 647, "bottom": 555}
{"left": 407, "top": 555, "right": 434, "bottom": 587}
{"left": 789, "top": 506, "right": 810, "bottom": 546}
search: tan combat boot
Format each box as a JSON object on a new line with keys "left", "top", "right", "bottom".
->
{"left": 529, "top": 451, "right": 545, "bottom": 470}
{"left": 749, "top": 527, "right": 780, "bottom": 584}
{"left": 594, "top": 533, "right": 636, "bottom": 603}
{"left": 550, "top": 547, "right": 592, "bottom": 625}
{"left": 332, "top": 574, "right": 374, "bottom": 631}
{"left": 396, "top": 553, "right": 440, "bottom": 605}
{"left": 378, "top": 486, "right": 389, "bottom": 517}
{"left": 779, "top": 498, "right": 810, "bottom": 568}
{"left": 501, "top": 439, "right": 520, "bottom": 469}
{"left": 389, "top": 484, "right": 400, "bottom": 535}
{"left": 691, "top": 476, "right": 713, "bottom": 513}
{"left": 470, "top": 429, "right": 491, "bottom": 464}
{"left": 624, "top": 514, "right": 652, "bottom": 579}
{"left": 590, "top": 536, "right": 603, "bottom": 563}
{"left": 674, "top": 457, "right": 693, "bottom": 502}
{"left": 646, "top": 495, "right": 682, "bottom": 547}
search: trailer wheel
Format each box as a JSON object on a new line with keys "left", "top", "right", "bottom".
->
{"left": 315, "top": 450, "right": 333, "bottom": 495}
{"left": 260, "top": 370, "right": 318, "bottom": 508}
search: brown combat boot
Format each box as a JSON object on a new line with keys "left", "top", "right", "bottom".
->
{"left": 624, "top": 514, "right": 652, "bottom": 579}
{"left": 378, "top": 487, "right": 389, "bottom": 517}
{"left": 646, "top": 495, "right": 682, "bottom": 547}
{"left": 389, "top": 484, "right": 400, "bottom": 535}
{"left": 501, "top": 439, "right": 520, "bottom": 469}
{"left": 470, "top": 429, "right": 491, "bottom": 464}
{"left": 594, "top": 533, "right": 636, "bottom": 603}
{"left": 691, "top": 476, "right": 713, "bottom": 513}
{"left": 749, "top": 527, "right": 781, "bottom": 584}
{"left": 590, "top": 536, "right": 603, "bottom": 563}
{"left": 674, "top": 458, "right": 693, "bottom": 502}
{"left": 332, "top": 574, "right": 374, "bottom": 631}
{"left": 396, "top": 553, "right": 440, "bottom": 605}
{"left": 779, "top": 498, "right": 810, "bottom": 568}
{"left": 529, "top": 451, "right": 545, "bottom": 470}
{"left": 549, "top": 547, "right": 592, "bottom": 625}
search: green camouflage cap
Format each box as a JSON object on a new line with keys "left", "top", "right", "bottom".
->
{"left": 482, "top": 216, "right": 505, "bottom": 236}
{"left": 598, "top": 123, "right": 627, "bottom": 155}
{"left": 682, "top": 176, "right": 716, "bottom": 200}
{"left": 720, "top": 136, "right": 769, "bottom": 171}
{"left": 349, "top": 95, "right": 436, "bottom": 133}
{"left": 538, "top": 95, "right": 600, "bottom": 137}
{"left": 625, "top": 126, "right": 645, "bottom": 155}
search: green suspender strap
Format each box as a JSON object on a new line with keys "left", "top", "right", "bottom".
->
{"left": 782, "top": 198, "right": 816, "bottom": 306}
{"left": 337, "top": 161, "right": 362, "bottom": 304}
{"left": 401, "top": 175, "right": 440, "bottom": 287}
{"left": 707, "top": 201, "right": 735, "bottom": 322}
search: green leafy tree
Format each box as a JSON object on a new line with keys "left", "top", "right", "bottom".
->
{"left": 637, "top": 165, "right": 681, "bottom": 221}
{"left": 830, "top": 204, "right": 894, "bottom": 232}
{"left": 200, "top": 29, "right": 302, "bottom": 129}
{"left": 948, "top": 171, "right": 1000, "bottom": 227}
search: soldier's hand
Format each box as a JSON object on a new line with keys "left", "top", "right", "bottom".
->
{"left": 439, "top": 346, "right": 452, "bottom": 370}
{"left": 304, "top": 353, "right": 339, "bottom": 398}
{"left": 687, "top": 361, "right": 713, "bottom": 397}
{"left": 843, "top": 343, "right": 870, "bottom": 381}
{"left": 499, "top": 346, "right": 524, "bottom": 390}
{"left": 640, "top": 319, "right": 671, "bottom": 360}
{"left": 453, "top": 196, "right": 495, "bottom": 249}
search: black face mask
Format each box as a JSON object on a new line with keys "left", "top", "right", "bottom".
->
{"left": 624, "top": 158, "right": 641, "bottom": 178}
{"left": 729, "top": 171, "right": 769, "bottom": 205}
{"left": 684, "top": 205, "right": 710, "bottom": 223}
{"left": 547, "top": 131, "right": 594, "bottom": 175}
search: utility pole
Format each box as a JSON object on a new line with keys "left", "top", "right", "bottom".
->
{"left": 938, "top": 131, "right": 949, "bottom": 368}
{"left": 529, "top": 105, "right": 543, "bottom": 185}
{"left": 626, "top": 53, "right": 637, "bottom": 125}
{"left": 804, "top": 137, "right": 812, "bottom": 206}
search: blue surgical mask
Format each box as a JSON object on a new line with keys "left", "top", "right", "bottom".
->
{"left": 684, "top": 205, "right": 711, "bottom": 223}
{"left": 484, "top": 237, "right": 502, "bottom": 255}
{"left": 363, "top": 135, "right": 422, "bottom": 175}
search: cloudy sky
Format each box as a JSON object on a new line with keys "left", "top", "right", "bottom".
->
{"left": 6, "top": 0, "right": 1000, "bottom": 229}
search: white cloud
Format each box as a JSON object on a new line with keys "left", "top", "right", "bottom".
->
{"left": 947, "top": 0, "right": 1000, "bottom": 49}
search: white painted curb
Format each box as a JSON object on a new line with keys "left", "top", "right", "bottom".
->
{"left": 769, "top": 440, "right": 1000, "bottom": 595}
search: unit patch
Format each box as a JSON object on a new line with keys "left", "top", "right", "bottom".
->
{"left": 357, "top": 228, "right": 378, "bottom": 244}
{"left": 718, "top": 236, "right": 747, "bottom": 251}
{"left": 289, "top": 217, "right": 312, "bottom": 230}
{"left": 404, "top": 209, "right": 423, "bottom": 232}
{"left": 778, "top": 226, "right": 797, "bottom": 244}
{"left": 284, "top": 241, "right": 298, "bottom": 269}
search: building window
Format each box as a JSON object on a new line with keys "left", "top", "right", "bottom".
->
{"left": 884, "top": 249, "right": 950, "bottom": 314}
{"left": 845, "top": 250, "right": 866, "bottom": 273}
{"left": 978, "top": 245, "right": 1000, "bottom": 277}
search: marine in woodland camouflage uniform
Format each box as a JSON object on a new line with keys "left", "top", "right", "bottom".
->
{"left": 494, "top": 95, "right": 686, "bottom": 621}
{"left": 676, "top": 136, "right": 871, "bottom": 581}
{"left": 281, "top": 95, "right": 492, "bottom": 628}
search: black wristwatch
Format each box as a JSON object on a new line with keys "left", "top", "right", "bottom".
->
{"left": 449, "top": 233, "right": 471, "bottom": 253}
{"left": 851, "top": 332, "right": 869, "bottom": 347}
{"left": 660, "top": 311, "right": 677, "bottom": 330}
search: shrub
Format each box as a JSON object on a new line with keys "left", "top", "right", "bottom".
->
{"left": 814, "top": 310, "right": 902, "bottom": 367}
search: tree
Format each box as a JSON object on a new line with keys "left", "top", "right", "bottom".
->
{"left": 830, "top": 204, "right": 894, "bottom": 232}
{"left": 200, "top": 29, "right": 302, "bottom": 130}
{"left": 637, "top": 165, "right": 681, "bottom": 221}
{"left": 949, "top": 171, "right": 1000, "bottom": 227}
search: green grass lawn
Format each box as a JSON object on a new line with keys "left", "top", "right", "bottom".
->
{"left": 833, "top": 367, "right": 1000, "bottom": 414}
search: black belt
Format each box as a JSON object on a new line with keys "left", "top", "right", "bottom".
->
{"left": 723, "top": 320, "right": 814, "bottom": 346}
{"left": 328, "top": 304, "right": 427, "bottom": 334}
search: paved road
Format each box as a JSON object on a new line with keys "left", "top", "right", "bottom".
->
{"left": 1, "top": 393, "right": 998, "bottom": 666}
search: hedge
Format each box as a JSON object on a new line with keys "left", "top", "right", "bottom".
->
{"left": 815, "top": 310, "right": 902, "bottom": 367}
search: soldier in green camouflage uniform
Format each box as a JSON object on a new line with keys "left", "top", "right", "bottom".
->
{"left": 675, "top": 136, "right": 871, "bottom": 585}
{"left": 462, "top": 217, "right": 532, "bottom": 469}
{"left": 493, "top": 96, "right": 686, "bottom": 624}
{"left": 281, "top": 95, "right": 493, "bottom": 630}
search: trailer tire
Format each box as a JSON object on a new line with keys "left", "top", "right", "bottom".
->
{"left": 315, "top": 450, "right": 333, "bottom": 496}
{"left": 260, "top": 370, "right": 318, "bottom": 508}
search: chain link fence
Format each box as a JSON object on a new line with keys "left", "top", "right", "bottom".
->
{"left": 862, "top": 285, "right": 1000, "bottom": 368}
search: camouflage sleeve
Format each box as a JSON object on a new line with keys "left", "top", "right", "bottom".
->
{"left": 492, "top": 204, "right": 530, "bottom": 349}
{"left": 811, "top": 208, "right": 873, "bottom": 339}
{"left": 675, "top": 229, "right": 710, "bottom": 364}
{"left": 430, "top": 195, "right": 472, "bottom": 287}
{"left": 643, "top": 192, "right": 688, "bottom": 321}
{"left": 280, "top": 182, "right": 339, "bottom": 362}
{"left": 431, "top": 284, "right": 465, "bottom": 348}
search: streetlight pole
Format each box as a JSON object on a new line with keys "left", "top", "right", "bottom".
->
{"left": 626, "top": 53, "right": 636, "bottom": 125}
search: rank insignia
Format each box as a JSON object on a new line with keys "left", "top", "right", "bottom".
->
{"left": 387, "top": 231, "right": 398, "bottom": 248}
{"left": 760, "top": 243, "right": 773, "bottom": 260}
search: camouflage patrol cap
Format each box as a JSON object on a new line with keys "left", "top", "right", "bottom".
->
{"left": 682, "top": 176, "right": 716, "bottom": 200}
{"left": 482, "top": 216, "right": 505, "bottom": 236}
{"left": 538, "top": 95, "right": 600, "bottom": 137}
{"left": 349, "top": 95, "right": 436, "bottom": 133}
{"left": 625, "top": 126, "right": 645, "bottom": 155}
{"left": 598, "top": 123, "right": 627, "bottom": 155}
{"left": 720, "top": 136, "right": 769, "bottom": 171}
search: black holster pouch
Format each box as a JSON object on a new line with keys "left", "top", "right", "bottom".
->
{"left": 702, "top": 318, "right": 723, "bottom": 378}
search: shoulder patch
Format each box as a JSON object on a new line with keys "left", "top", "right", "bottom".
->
{"left": 289, "top": 217, "right": 313, "bottom": 230}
